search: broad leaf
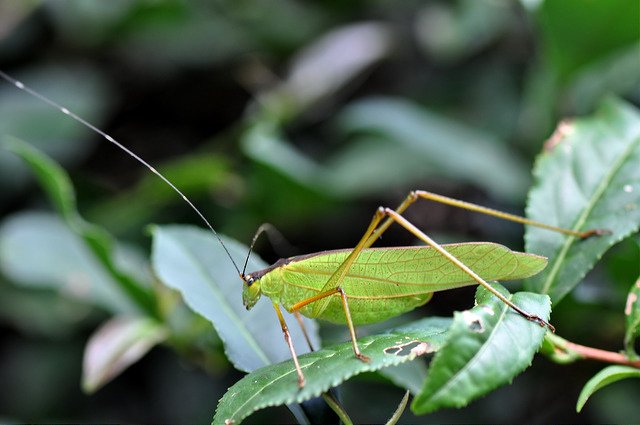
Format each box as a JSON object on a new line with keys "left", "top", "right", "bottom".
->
{"left": 525, "top": 97, "right": 640, "bottom": 303}
{"left": 0, "top": 212, "right": 140, "bottom": 313}
{"left": 82, "top": 316, "right": 168, "bottom": 393}
{"left": 411, "top": 284, "right": 550, "bottom": 414}
{"left": 335, "top": 97, "right": 531, "bottom": 201}
{"left": 576, "top": 365, "right": 640, "bottom": 412}
{"left": 536, "top": 0, "right": 639, "bottom": 80}
{"left": 6, "top": 137, "right": 154, "bottom": 314}
{"left": 151, "top": 225, "right": 320, "bottom": 373}
{"left": 379, "top": 361, "right": 428, "bottom": 396}
{"left": 213, "top": 317, "right": 451, "bottom": 425}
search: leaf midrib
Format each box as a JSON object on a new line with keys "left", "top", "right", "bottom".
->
{"left": 540, "top": 134, "right": 640, "bottom": 295}
{"left": 423, "top": 296, "right": 511, "bottom": 405}
{"left": 170, "top": 232, "right": 272, "bottom": 368}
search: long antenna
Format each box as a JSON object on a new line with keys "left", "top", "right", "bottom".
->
{"left": 0, "top": 70, "right": 242, "bottom": 276}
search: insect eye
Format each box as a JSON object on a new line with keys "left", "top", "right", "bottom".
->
{"left": 245, "top": 275, "right": 255, "bottom": 286}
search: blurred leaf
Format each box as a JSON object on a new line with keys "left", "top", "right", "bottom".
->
{"left": 262, "top": 22, "right": 394, "bottom": 120}
{"left": 0, "top": 65, "right": 111, "bottom": 200}
{"left": 245, "top": 95, "right": 533, "bottom": 203}
{"left": 325, "top": 135, "right": 433, "bottom": 197}
{"left": 45, "top": 0, "right": 135, "bottom": 46}
{"left": 525, "top": 98, "right": 640, "bottom": 303}
{"left": 566, "top": 44, "right": 640, "bottom": 114}
{"left": 120, "top": 12, "right": 253, "bottom": 68}
{"left": 624, "top": 276, "right": 640, "bottom": 358}
{"left": 0, "top": 278, "right": 96, "bottom": 338}
{"left": 537, "top": 0, "right": 639, "bottom": 81}
{"left": 89, "top": 154, "right": 233, "bottom": 233}
{"left": 82, "top": 316, "right": 168, "bottom": 393}
{"left": 7, "top": 137, "right": 155, "bottom": 314}
{"left": 213, "top": 317, "right": 451, "bottom": 425}
{"left": 379, "top": 361, "right": 428, "bottom": 396}
{"left": 242, "top": 120, "right": 323, "bottom": 190}
{"left": 151, "top": 225, "right": 320, "bottom": 373}
{"left": 414, "top": 0, "right": 512, "bottom": 62}
{"left": 336, "top": 97, "right": 531, "bottom": 201}
{"left": 576, "top": 365, "right": 640, "bottom": 412}
{"left": 411, "top": 284, "right": 550, "bottom": 414}
{"left": 0, "top": 212, "right": 138, "bottom": 313}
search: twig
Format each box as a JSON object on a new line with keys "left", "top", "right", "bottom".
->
{"left": 322, "top": 392, "right": 353, "bottom": 425}
{"left": 545, "top": 333, "right": 640, "bottom": 368}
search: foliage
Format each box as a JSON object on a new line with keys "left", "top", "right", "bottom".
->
{"left": 0, "top": 0, "right": 638, "bottom": 423}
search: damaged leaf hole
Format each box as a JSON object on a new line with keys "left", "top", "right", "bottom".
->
{"left": 463, "top": 311, "right": 485, "bottom": 333}
{"left": 384, "top": 340, "right": 434, "bottom": 357}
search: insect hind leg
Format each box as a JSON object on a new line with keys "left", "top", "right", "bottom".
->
{"left": 365, "top": 190, "right": 605, "bottom": 248}
{"left": 373, "top": 206, "right": 554, "bottom": 331}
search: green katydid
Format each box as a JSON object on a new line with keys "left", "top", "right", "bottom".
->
{"left": 0, "top": 70, "right": 605, "bottom": 388}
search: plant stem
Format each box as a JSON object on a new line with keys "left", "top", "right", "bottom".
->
{"left": 321, "top": 392, "right": 353, "bottom": 425}
{"left": 385, "top": 391, "right": 410, "bottom": 425}
{"left": 545, "top": 333, "right": 640, "bottom": 368}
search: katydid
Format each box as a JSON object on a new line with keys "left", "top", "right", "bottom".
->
{"left": 0, "top": 70, "right": 605, "bottom": 388}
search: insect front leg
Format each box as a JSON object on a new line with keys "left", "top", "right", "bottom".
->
{"left": 293, "top": 311, "right": 316, "bottom": 352}
{"left": 272, "top": 303, "right": 306, "bottom": 387}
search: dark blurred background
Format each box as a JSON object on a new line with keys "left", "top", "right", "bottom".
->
{"left": 0, "top": 0, "right": 638, "bottom": 423}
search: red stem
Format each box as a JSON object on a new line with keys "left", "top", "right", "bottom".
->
{"left": 561, "top": 340, "right": 640, "bottom": 368}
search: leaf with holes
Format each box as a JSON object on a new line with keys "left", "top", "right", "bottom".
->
{"left": 411, "top": 284, "right": 551, "bottom": 414}
{"left": 213, "top": 317, "right": 451, "bottom": 425}
{"left": 525, "top": 97, "right": 640, "bottom": 303}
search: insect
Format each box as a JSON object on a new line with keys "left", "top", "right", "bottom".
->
{"left": 0, "top": 70, "right": 604, "bottom": 388}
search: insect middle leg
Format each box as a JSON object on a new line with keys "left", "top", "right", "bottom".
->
{"left": 284, "top": 209, "right": 392, "bottom": 364}
{"left": 289, "top": 287, "right": 369, "bottom": 362}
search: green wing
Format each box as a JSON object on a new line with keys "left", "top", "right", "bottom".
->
{"left": 275, "top": 242, "right": 547, "bottom": 324}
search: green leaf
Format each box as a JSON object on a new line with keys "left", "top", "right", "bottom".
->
{"left": 0, "top": 212, "right": 140, "bottom": 313}
{"left": 536, "top": 0, "right": 639, "bottom": 80}
{"left": 0, "top": 65, "right": 111, "bottom": 200}
{"left": 379, "top": 361, "right": 428, "bottom": 395}
{"left": 151, "top": 225, "right": 320, "bottom": 373}
{"left": 335, "top": 97, "right": 531, "bottom": 201}
{"left": 576, "top": 365, "right": 640, "bottom": 412}
{"left": 624, "top": 276, "right": 640, "bottom": 357}
{"left": 82, "top": 316, "right": 168, "bottom": 393}
{"left": 6, "top": 137, "right": 155, "bottom": 314}
{"left": 525, "top": 98, "right": 640, "bottom": 303}
{"left": 242, "top": 120, "right": 323, "bottom": 190}
{"left": 411, "top": 284, "right": 550, "bottom": 414}
{"left": 261, "top": 22, "right": 393, "bottom": 120}
{"left": 213, "top": 317, "right": 451, "bottom": 425}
